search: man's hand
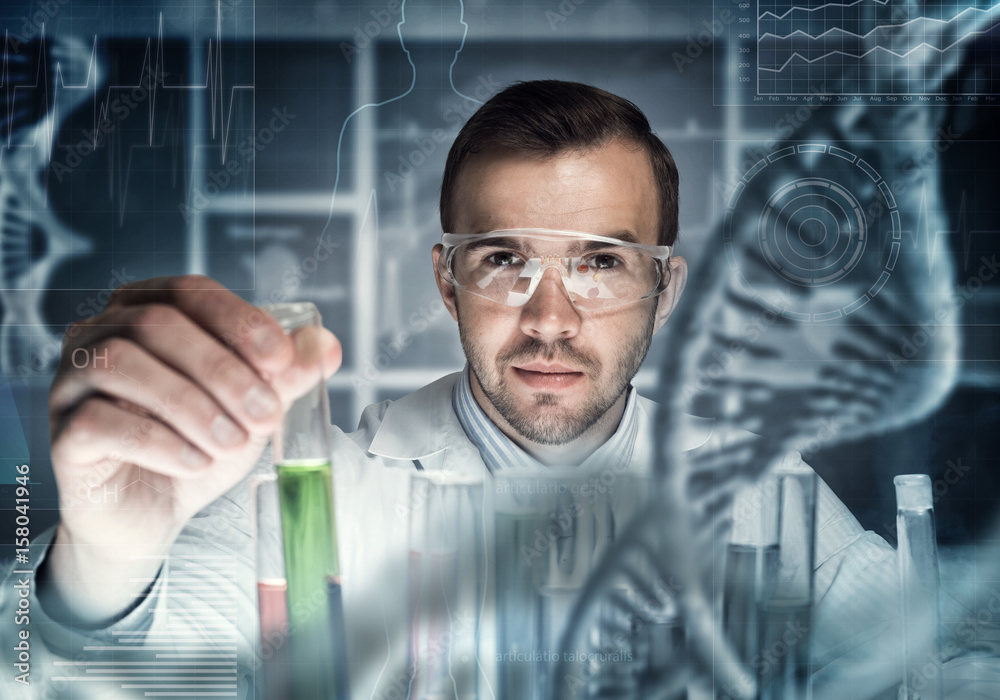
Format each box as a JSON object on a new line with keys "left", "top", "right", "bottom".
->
{"left": 42, "top": 275, "right": 342, "bottom": 624}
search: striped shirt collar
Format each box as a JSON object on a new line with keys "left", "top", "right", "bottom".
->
{"left": 452, "top": 364, "right": 640, "bottom": 473}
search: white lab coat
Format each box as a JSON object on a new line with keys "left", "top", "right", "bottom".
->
{"left": 2, "top": 372, "right": 998, "bottom": 698}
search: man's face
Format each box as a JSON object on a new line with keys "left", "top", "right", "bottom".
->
{"left": 433, "top": 140, "right": 686, "bottom": 447}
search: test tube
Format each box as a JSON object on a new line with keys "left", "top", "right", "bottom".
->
{"left": 722, "top": 475, "right": 781, "bottom": 700}
{"left": 492, "top": 472, "right": 546, "bottom": 698}
{"left": 895, "top": 474, "right": 941, "bottom": 700}
{"left": 251, "top": 473, "right": 291, "bottom": 700}
{"left": 408, "top": 471, "right": 484, "bottom": 700}
{"left": 610, "top": 544, "right": 683, "bottom": 700}
{"left": 537, "top": 482, "right": 608, "bottom": 697}
{"left": 614, "top": 474, "right": 682, "bottom": 699}
{"left": 492, "top": 471, "right": 616, "bottom": 699}
{"left": 758, "top": 465, "right": 817, "bottom": 700}
{"left": 263, "top": 302, "right": 342, "bottom": 699}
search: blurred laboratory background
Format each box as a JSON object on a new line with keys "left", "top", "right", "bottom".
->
{"left": 0, "top": 0, "right": 998, "bottom": 571}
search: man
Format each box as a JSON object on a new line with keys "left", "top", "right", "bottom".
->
{"left": 0, "top": 80, "right": 980, "bottom": 698}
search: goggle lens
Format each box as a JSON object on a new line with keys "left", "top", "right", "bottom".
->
{"left": 441, "top": 230, "right": 672, "bottom": 309}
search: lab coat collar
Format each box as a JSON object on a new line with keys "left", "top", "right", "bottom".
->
{"left": 366, "top": 371, "right": 715, "bottom": 461}
{"left": 367, "top": 372, "right": 466, "bottom": 461}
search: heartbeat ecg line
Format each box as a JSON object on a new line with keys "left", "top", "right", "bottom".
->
{"left": 899, "top": 186, "right": 982, "bottom": 277}
{"left": 0, "top": 0, "right": 252, "bottom": 161}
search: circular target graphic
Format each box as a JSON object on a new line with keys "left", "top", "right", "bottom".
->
{"left": 724, "top": 144, "right": 901, "bottom": 322}
{"left": 760, "top": 178, "right": 866, "bottom": 286}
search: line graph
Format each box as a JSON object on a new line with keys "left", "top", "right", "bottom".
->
{"left": 0, "top": 1, "right": 252, "bottom": 197}
{"left": 760, "top": 0, "right": 1000, "bottom": 94}
{"left": 716, "top": 0, "right": 1000, "bottom": 103}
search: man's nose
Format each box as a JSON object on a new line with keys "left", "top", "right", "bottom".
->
{"left": 518, "top": 266, "right": 582, "bottom": 341}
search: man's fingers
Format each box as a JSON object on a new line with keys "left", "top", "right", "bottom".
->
{"left": 101, "top": 274, "right": 344, "bottom": 385}
{"left": 319, "top": 327, "right": 343, "bottom": 379}
{"left": 58, "top": 306, "right": 285, "bottom": 434}
{"left": 50, "top": 338, "right": 253, "bottom": 459}
{"left": 270, "top": 326, "right": 344, "bottom": 404}
{"left": 52, "top": 397, "right": 213, "bottom": 478}
{"left": 106, "top": 275, "right": 295, "bottom": 374}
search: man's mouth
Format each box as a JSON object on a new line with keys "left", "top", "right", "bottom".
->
{"left": 511, "top": 362, "right": 585, "bottom": 390}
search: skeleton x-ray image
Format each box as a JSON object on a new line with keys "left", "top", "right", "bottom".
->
{"left": 0, "top": 0, "right": 999, "bottom": 698}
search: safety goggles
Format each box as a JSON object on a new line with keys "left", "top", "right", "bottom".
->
{"left": 438, "top": 229, "right": 673, "bottom": 310}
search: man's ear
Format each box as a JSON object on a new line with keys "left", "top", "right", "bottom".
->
{"left": 653, "top": 256, "right": 688, "bottom": 334}
{"left": 432, "top": 244, "right": 460, "bottom": 322}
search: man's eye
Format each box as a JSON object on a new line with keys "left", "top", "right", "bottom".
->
{"left": 486, "top": 251, "right": 522, "bottom": 267}
{"left": 587, "top": 254, "right": 622, "bottom": 270}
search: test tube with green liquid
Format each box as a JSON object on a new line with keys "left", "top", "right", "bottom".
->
{"left": 263, "top": 302, "right": 343, "bottom": 699}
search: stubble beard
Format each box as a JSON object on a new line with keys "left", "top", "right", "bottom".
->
{"left": 457, "top": 300, "right": 657, "bottom": 446}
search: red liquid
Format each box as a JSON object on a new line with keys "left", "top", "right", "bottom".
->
{"left": 257, "top": 580, "right": 292, "bottom": 700}
{"left": 258, "top": 579, "right": 289, "bottom": 640}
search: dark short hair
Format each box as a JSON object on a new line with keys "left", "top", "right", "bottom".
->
{"left": 439, "top": 80, "right": 679, "bottom": 246}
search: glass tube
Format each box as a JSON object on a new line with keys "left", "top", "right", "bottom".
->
{"left": 408, "top": 471, "right": 484, "bottom": 700}
{"left": 492, "top": 472, "right": 545, "bottom": 699}
{"left": 612, "top": 474, "right": 682, "bottom": 700}
{"left": 895, "top": 474, "right": 941, "bottom": 700}
{"left": 620, "top": 547, "right": 683, "bottom": 700}
{"left": 262, "top": 302, "right": 342, "bottom": 699}
{"left": 251, "top": 473, "right": 291, "bottom": 700}
{"left": 492, "top": 471, "right": 616, "bottom": 699}
{"left": 722, "top": 475, "right": 781, "bottom": 700}
{"left": 759, "top": 466, "right": 816, "bottom": 700}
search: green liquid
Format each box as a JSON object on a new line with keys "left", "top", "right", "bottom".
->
{"left": 277, "top": 460, "right": 341, "bottom": 699}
